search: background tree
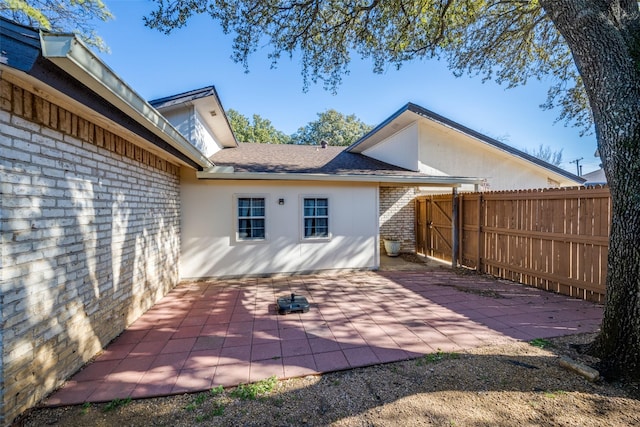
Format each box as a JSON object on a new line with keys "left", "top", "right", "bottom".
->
{"left": 524, "top": 144, "right": 564, "bottom": 166}
{"left": 0, "top": 0, "right": 112, "bottom": 50}
{"left": 290, "top": 109, "right": 372, "bottom": 146}
{"left": 227, "top": 108, "right": 291, "bottom": 143}
{"left": 145, "top": 0, "right": 639, "bottom": 381}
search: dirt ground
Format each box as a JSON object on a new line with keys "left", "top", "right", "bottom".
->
{"left": 17, "top": 333, "right": 639, "bottom": 427}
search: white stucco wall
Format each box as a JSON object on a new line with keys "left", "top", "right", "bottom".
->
{"left": 362, "top": 123, "right": 420, "bottom": 171}
{"left": 416, "top": 121, "right": 562, "bottom": 190}
{"left": 180, "top": 170, "right": 380, "bottom": 278}
{"left": 361, "top": 118, "right": 573, "bottom": 191}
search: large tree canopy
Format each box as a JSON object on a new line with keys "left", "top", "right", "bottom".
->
{"left": 144, "top": 0, "right": 640, "bottom": 381}
{"left": 0, "top": 0, "right": 112, "bottom": 50}
{"left": 144, "top": 0, "right": 590, "bottom": 131}
{"left": 290, "top": 109, "right": 372, "bottom": 146}
{"left": 228, "top": 107, "right": 371, "bottom": 145}
{"left": 227, "top": 109, "right": 291, "bottom": 143}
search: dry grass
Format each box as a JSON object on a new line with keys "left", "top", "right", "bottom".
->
{"left": 18, "top": 333, "right": 639, "bottom": 427}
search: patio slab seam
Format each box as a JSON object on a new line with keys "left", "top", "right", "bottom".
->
{"left": 45, "top": 270, "right": 602, "bottom": 406}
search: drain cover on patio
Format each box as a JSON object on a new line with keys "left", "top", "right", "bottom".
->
{"left": 277, "top": 293, "right": 310, "bottom": 315}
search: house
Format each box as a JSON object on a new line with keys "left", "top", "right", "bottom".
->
{"left": 0, "top": 18, "right": 214, "bottom": 425}
{"left": 0, "top": 16, "right": 581, "bottom": 425}
{"left": 150, "top": 90, "right": 481, "bottom": 279}
{"left": 162, "top": 101, "right": 583, "bottom": 279}
{"left": 0, "top": 19, "right": 478, "bottom": 424}
{"left": 582, "top": 168, "right": 607, "bottom": 186}
{"left": 347, "top": 103, "right": 585, "bottom": 191}
{"left": 582, "top": 150, "right": 607, "bottom": 186}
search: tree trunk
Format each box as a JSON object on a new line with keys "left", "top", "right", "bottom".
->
{"left": 541, "top": 0, "right": 640, "bottom": 381}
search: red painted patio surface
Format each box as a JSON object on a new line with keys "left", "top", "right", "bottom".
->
{"left": 46, "top": 270, "right": 602, "bottom": 406}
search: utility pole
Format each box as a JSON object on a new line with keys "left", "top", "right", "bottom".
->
{"left": 570, "top": 157, "right": 583, "bottom": 176}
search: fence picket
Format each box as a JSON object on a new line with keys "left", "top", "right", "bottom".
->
{"left": 417, "top": 186, "right": 610, "bottom": 302}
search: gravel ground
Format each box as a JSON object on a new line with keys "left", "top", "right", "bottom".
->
{"left": 18, "top": 333, "right": 639, "bottom": 427}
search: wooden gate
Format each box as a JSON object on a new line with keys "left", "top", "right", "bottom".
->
{"left": 416, "top": 195, "right": 454, "bottom": 261}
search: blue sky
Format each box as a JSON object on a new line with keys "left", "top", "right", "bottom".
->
{"left": 93, "top": 0, "right": 600, "bottom": 174}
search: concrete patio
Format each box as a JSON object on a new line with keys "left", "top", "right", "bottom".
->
{"left": 45, "top": 265, "right": 602, "bottom": 406}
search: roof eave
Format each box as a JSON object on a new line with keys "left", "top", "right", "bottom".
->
{"left": 150, "top": 86, "right": 238, "bottom": 149}
{"left": 405, "top": 104, "right": 586, "bottom": 184}
{"left": 195, "top": 170, "right": 483, "bottom": 186}
{"left": 192, "top": 91, "right": 237, "bottom": 148}
{"left": 347, "top": 103, "right": 585, "bottom": 185}
{"left": 39, "top": 33, "right": 214, "bottom": 170}
{"left": 346, "top": 103, "right": 413, "bottom": 153}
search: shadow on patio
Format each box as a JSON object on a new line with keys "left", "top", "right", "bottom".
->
{"left": 45, "top": 264, "right": 603, "bottom": 406}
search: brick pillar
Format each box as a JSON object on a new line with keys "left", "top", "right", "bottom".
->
{"left": 379, "top": 187, "right": 417, "bottom": 253}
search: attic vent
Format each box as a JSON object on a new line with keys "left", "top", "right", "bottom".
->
{"left": 320, "top": 140, "right": 328, "bottom": 149}
{"left": 209, "top": 110, "right": 217, "bottom": 117}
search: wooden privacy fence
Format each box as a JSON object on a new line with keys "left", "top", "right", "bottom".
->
{"left": 416, "top": 186, "right": 611, "bottom": 302}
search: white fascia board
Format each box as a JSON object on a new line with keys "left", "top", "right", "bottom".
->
{"left": 196, "top": 170, "right": 482, "bottom": 187}
{"left": 39, "top": 33, "right": 214, "bottom": 170}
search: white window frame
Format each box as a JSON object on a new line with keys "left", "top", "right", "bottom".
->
{"left": 300, "top": 195, "right": 331, "bottom": 241}
{"left": 234, "top": 194, "right": 269, "bottom": 243}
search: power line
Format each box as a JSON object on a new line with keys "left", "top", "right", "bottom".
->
{"left": 569, "top": 157, "right": 584, "bottom": 176}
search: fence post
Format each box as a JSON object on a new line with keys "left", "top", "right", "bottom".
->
{"left": 459, "top": 193, "right": 464, "bottom": 265}
{"left": 452, "top": 187, "right": 459, "bottom": 268}
{"left": 477, "top": 193, "right": 483, "bottom": 272}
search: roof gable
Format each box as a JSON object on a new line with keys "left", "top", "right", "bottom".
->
{"left": 348, "top": 102, "right": 585, "bottom": 184}
{"left": 582, "top": 168, "right": 607, "bottom": 184}
{"left": 150, "top": 86, "right": 237, "bottom": 149}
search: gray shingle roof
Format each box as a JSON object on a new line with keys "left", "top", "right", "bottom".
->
{"left": 210, "top": 143, "right": 429, "bottom": 177}
{"left": 0, "top": 17, "right": 41, "bottom": 71}
{"left": 149, "top": 86, "right": 218, "bottom": 109}
{"left": 0, "top": 17, "right": 208, "bottom": 170}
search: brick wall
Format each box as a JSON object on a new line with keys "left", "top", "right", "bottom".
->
{"left": 379, "top": 186, "right": 417, "bottom": 253}
{"left": 0, "top": 77, "right": 181, "bottom": 425}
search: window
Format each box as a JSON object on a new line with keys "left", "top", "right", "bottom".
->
{"left": 303, "top": 197, "right": 329, "bottom": 238}
{"left": 237, "top": 197, "right": 265, "bottom": 240}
